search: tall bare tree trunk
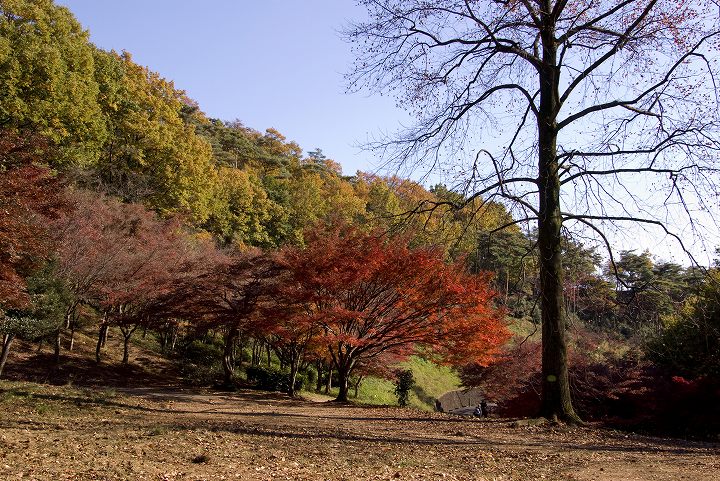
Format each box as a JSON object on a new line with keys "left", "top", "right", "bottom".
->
{"left": 537, "top": 16, "right": 580, "bottom": 423}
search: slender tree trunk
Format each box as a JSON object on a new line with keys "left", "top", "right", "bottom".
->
{"left": 222, "top": 326, "right": 239, "bottom": 386}
{"left": 0, "top": 334, "right": 15, "bottom": 377}
{"left": 54, "top": 328, "right": 62, "bottom": 364}
{"left": 287, "top": 349, "right": 300, "bottom": 397}
{"left": 96, "top": 322, "right": 108, "bottom": 363}
{"left": 159, "top": 328, "right": 167, "bottom": 352}
{"left": 505, "top": 271, "right": 510, "bottom": 305}
{"left": 170, "top": 327, "right": 177, "bottom": 352}
{"left": 315, "top": 361, "right": 323, "bottom": 392}
{"left": 63, "top": 308, "right": 76, "bottom": 351}
{"left": 324, "top": 366, "right": 332, "bottom": 394}
{"left": 100, "top": 313, "right": 109, "bottom": 348}
{"left": 120, "top": 325, "right": 137, "bottom": 365}
{"left": 353, "top": 375, "right": 364, "bottom": 398}
{"left": 537, "top": 18, "right": 580, "bottom": 424}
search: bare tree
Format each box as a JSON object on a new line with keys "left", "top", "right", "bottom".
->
{"left": 345, "top": 0, "right": 720, "bottom": 422}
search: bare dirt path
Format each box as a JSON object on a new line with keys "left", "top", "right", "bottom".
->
{"left": 0, "top": 383, "right": 718, "bottom": 480}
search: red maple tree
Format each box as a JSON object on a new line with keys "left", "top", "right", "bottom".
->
{"left": 55, "top": 190, "right": 221, "bottom": 364}
{"left": 173, "top": 250, "right": 280, "bottom": 384}
{"left": 276, "top": 226, "right": 509, "bottom": 401}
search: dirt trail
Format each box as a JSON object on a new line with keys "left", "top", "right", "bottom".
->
{"left": 1, "top": 384, "right": 717, "bottom": 480}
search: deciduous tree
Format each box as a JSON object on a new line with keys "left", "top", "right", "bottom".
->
{"left": 0, "top": 133, "right": 65, "bottom": 311}
{"left": 0, "top": 0, "right": 105, "bottom": 165}
{"left": 346, "top": 0, "right": 720, "bottom": 421}
{"left": 278, "top": 226, "right": 508, "bottom": 401}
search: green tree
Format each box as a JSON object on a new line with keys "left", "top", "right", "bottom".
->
{"left": 0, "top": 262, "right": 69, "bottom": 377}
{"left": 610, "top": 251, "right": 691, "bottom": 333}
{"left": 87, "top": 50, "right": 217, "bottom": 224}
{"left": 205, "top": 166, "right": 274, "bottom": 247}
{"left": 0, "top": 0, "right": 105, "bottom": 165}
{"left": 647, "top": 269, "right": 720, "bottom": 379}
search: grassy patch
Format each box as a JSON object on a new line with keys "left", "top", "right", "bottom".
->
{"left": 325, "top": 356, "right": 462, "bottom": 410}
{"left": 355, "top": 376, "right": 396, "bottom": 405}
{"left": 404, "top": 357, "right": 460, "bottom": 410}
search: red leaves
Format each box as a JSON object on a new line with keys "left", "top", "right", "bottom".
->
{"left": 53, "top": 190, "right": 222, "bottom": 327}
{"left": 0, "top": 133, "right": 67, "bottom": 310}
{"left": 275, "top": 225, "right": 509, "bottom": 368}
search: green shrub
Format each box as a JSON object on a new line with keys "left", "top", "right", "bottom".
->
{"left": 177, "top": 339, "right": 224, "bottom": 385}
{"left": 394, "top": 369, "right": 415, "bottom": 407}
{"left": 245, "top": 365, "right": 305, "bottom": 392}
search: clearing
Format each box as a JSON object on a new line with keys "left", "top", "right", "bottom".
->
{"left": 0, "top": 382, "right": 718, "bottom": 481}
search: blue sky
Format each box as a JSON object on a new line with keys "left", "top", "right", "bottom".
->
{"left": 53, "top": 1, "right": 718, "bottom": 264}
{"left": 56, "top": 0, "right": 408, "bottom": 176}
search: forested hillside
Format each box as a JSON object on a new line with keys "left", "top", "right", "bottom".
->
{"left": 1, "top": 0, "right": 719, "bottom": 438}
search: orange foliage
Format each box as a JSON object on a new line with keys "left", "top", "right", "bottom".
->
{"left": 275, "top": 224, "right": 509, "bottom": 400}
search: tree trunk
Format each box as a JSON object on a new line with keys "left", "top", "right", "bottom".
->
{"left": 287, "top": 350, "right": 300, "bottom": 397}
{"left": 336, "top": 364, "right": 350, "bottom": 402}
{"left": 170, "top": 327, "right": 177, "bottom": 352}
{"left": 54, "top": 327, "right": 62, "bottom": 364}
{"left": 315, "top": 361, "right": 324, "bottom": 392}
{"left": 222, "top": 326, "right": 239, "bottom": 386}
{"left": 159, "top": 328, "right": 167, "bottom": 352}
{"left": 69, "top": 325, "right": 75, "bottom": 351}
{"left": 537, "top": 20, "right": 580, "bottom": 424}
{"left": 0, "top": 334, "right": 15, "bottom": 378}
{"left": 353, "top": 375, "right": 364, "bottom": 398}
{"left": 120, "top": 326, "right": 137, "bottom": 365}
{"left": 95, "top": 323, "right": 109, "bottom": 363}
{"left": 122, "top": 335, "right": 130, "bottom": 364}
{"left": 324, "top": 366, "right": 332, "bottom": 394}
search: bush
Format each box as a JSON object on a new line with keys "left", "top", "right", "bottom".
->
{"left": 462, "top": 335, "right": 720, "bottom": 438}
{"left": 245, "top": 365, "right": 306, "bottom": 393}
{"left": 176, "top": 339, "right": 224, "bottom": 385}
{"left": 394, "top": 369, "right": 415, "bottom": 407}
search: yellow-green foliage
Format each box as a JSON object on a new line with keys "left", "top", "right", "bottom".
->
{"left": 0, "top": 0, "right": 517, "bottom": 253}
{"left": 0, "top": 0, "right": 106, "bottom": 164}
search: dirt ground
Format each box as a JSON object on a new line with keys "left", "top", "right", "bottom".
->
{"left": 0, "top": 382, "right": 718, "bottom": 481}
